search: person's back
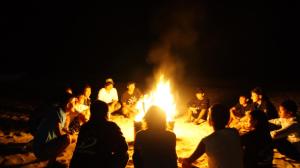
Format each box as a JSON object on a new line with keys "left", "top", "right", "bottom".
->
{"left": 241, "top": 110, "right": 273, "bottom": 168}
{"left": 70, "top": 100, "right": 128, "bottom": 168}
{"left": 134, "top": 129, "right": 177, "bottom": 168}
{"left": 133, "top": 106, "right": 178, "bottom": 168}
{"left": 203, "top": 128, "right": 243, "bottom": 168}
{"left": 182, "top": 104, "right": 243, "bottom": 168}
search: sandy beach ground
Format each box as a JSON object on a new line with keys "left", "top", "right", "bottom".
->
{"left": 1, "top": 87, "right": 300, "bottom": 167}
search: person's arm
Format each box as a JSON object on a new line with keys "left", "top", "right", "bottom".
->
{"left": 271, "top": 122, "right": 300, "bottom": 139}
{"left": 170, "top": 133, "right": 178, "bottom": 168}
{"left": 111, "top": 123, "right": 129, "bottom": 167}
{"left": 113, "top": 88, "right": 119, "bottom": 102}
{"left": 98, "top": 89, "right": 104, "bottom": 101}
{"left": 133, "top": 135, "right": 143, "bottom": 168}
{"left": 182, "top": 140, "right": 205, "bottom": 167}
{"left": 195, "top": 109, "right": 207, "bottom": 122}
{"left": 230, "top": 106, "right": 237, "bottom": 120}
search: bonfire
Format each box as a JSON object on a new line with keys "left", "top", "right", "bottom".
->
{"left": 135, "top": 75, "right": 176, "bottom": 122}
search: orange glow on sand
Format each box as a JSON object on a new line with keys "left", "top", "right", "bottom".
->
{"left": 135, "top": 75, "right": 176, "bottom": 122}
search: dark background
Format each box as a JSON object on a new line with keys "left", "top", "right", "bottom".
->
{"left": 0, "top": 1, "right": 299, "bottom": 102}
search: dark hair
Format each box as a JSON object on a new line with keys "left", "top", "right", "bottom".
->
{"left": 81, "top": 84, "right": 91, "bottom": 94}
{"left": 251, "top": 87, "right": 263, "bottom": 95}
{"left": 84, "top": 84, "right": 91, "bottom": 89}
{"left": 209, "top": 104, "right": 229, "bottom": 129}
{"left": 144, "top": 106, "right": 167, "bottom": 130}
{"left": 57, "top": 92, "right": 74, "bottom": 107}
{"left": 90, "top": 100, "right": 109, "bottom": 121}
{"left": 196, "top": 88, "right": 205, "bottom": 94}
{"left": 105, "top": 82, "right": 113, "bottom": 87}
{"left": 127, "top": 81, "right": 135, "bottom": 87}
{"left": 250, "top": 110, "right": 269, "bottom": 129}
{"left": 280, "top": 99, "right": 298, "bottom": 116}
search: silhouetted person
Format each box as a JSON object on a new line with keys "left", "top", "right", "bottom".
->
{"left": 32, "top": 92, "right": 75, "bottom": 166}
{"left": 133, "top": 106, "right": 178, "bottom": 168}
{"left": 70, "top": 100, "right": 128, "bottom": 168}
{"left": 269, "top": 99, "right": 300, "bottom": 161}
{"left": 250, "top": 87, "right": 278, "bottom": 120}
{"left": 241, "top": 110, "right": 273, "bottom": 168}
{"left": 182, "top": 104, "right": 243, "bottom": 168}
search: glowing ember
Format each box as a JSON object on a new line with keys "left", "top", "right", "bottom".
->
{"left": 135, "top": 75, "right": 176, "bottom": 122}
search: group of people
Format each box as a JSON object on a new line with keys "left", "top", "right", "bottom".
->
{"left": 184, "top": 86, "right": 300, "bottom": 168}
{"left": 29, "top": 79, "right": 300, "bottom": 168}
{"left": 29, "top": 78, "right": 143, "bottom": 167}
{"left": 97, "top": 78, "right": 142, "bottom": 119}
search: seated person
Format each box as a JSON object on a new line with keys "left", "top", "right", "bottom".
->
{"left": 186, "top": 88, "right": 209, "bottom": 125}
{"left": 250, "top": 87, "right": 278, "bottom": 120}
{"left": 97, "top": 78, "right": 121, "bottom": 118}
{"left": 133, "top": 106, "right": 178, "bottom": 168}
{"left": 82, "top": 84, "right": 92, "bottom": 106}
{"left": 241, "top": 110, "right": 273, "bottom": 168}
{"left": 269, "top": 99, "right": 300, "bottom": 161}
{"left": 70, "top": 100, "right": 129, "bottom": 168}
{"left": 121, "top": 81, "right": 142, "bottom": 118}
{"left": 32, "top": 92, "right": 75, "bottom": 166}
{"left": 68, "top": 85, "right": 92, "bottom": 133}
{"left": 182, "top": 104, "right": 243, "bottom": 168}
{"left": 229, "top": 95, "right": 252, "bottom": 127}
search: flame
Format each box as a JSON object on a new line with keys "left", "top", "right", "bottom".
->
{"left": 135, "top": 75, "right": 176, "bottom": 122}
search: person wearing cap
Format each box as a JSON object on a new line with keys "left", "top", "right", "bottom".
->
{"left": 186, "top": 88, "right": 210, "bottom": 125}
{"left": 98, "top": 78, "right": 121, "bottom": 117}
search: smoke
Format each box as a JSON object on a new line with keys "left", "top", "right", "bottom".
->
{"left": 146, "top": 1, "right": 205, "bottom": 112}
{"left": 147, "top": 1, "right": 203, "bottom": 83}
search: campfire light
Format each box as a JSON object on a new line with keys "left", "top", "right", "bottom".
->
{"left": 135, "top": 75, "right": 176, "bottom": 122}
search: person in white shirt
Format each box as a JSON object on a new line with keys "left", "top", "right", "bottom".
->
{"left": 98, "top": 78, "right": 121, "bottom": 117}
{"left": 182, "top": 104, "right": 244, "bottom": 168}
{"left": 269, "top": 99, "right": 300, "bottom": 160}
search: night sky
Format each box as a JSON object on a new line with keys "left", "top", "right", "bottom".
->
{"left": 1, "top": 1, "right": 299, "bottom": 91}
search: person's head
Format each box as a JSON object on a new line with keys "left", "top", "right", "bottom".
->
{"left": 251, "top": 87, "right": 263, "bottom": 103}
{"left": 77, "top": 95, "right": 85, "bottom": 105}
{"left": 105, "top": 78, "right": 114, "bottom": 91}
{"left": 195, "top": 88, "right": 205, "bottom": 100}
{"left": 127, "top": 82, "right": 136, "bottom": 93}
{"left": 249, "top": 110, "right": 268, "bottom": 129}
{"left": 57, "top": 92, "right": 77, "bottom": 113}
{"left": 90, "top": 100, "right": 109, "bottom": 121}
{"left": 279, "top": 99, "right": 298, "bottom": 118}
{"left": 208, "top": 104, "right": 229, "bottom": 130}
{"left": 239, "top": 95, "right": 248, "bottom": 105}
{"left": 83, "top": 85, "right": 92, "bottom": 98}
{"left": 144, "top": 106, "right": 167, "bottom": 130}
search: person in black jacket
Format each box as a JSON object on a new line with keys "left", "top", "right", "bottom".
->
{"left": 70, "top": 100, "right": 128, "bottom": 168}
{"left": 250, "top": 87, "right": 278, "bottom": 120}
{"left": 241, "top": 110, "right": 273, "bottom": 168}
